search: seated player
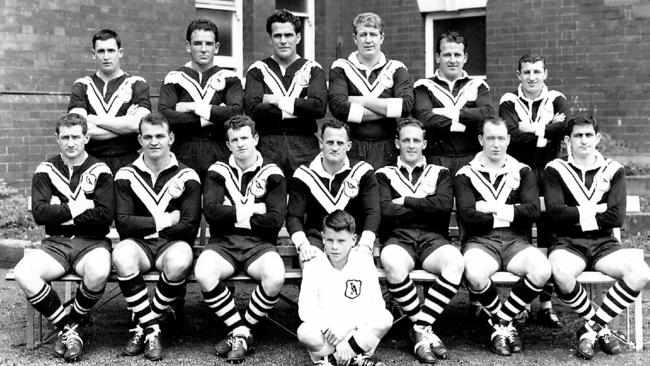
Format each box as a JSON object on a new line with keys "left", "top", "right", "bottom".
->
{"left": 112, "top": 113, "right": 201, "bottom": 361}
{"left": 377, "top": 118, "right": 464, "bottom": 363}
{"left": 287, "top": 119, "right": 380, "bottom": 265}
{"left": 455, "top": 116, "right": 551, "bottom": 356}
{"left": 298, "top": 210, "right": 392, "bottom": 366}
{"left": 545, "top": 115, "right": 650, "bottom": 360}
{"left": 14, "top": 113, "right": 114, "bottom": 362}
{"left": 195, "top": 115, "right": 287, "bottom": 363}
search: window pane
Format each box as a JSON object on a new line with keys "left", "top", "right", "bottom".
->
{"left": 276, "top": 0, "right": 307, "bottom": 13}
{"left": 296, "top": 16, "right": 305, "bottom": 57}
{"left": 196, "top": 8, "right": 233, "bottom": 57}
{"left": 433, "top": 16, "right": 486, "bottom": 75}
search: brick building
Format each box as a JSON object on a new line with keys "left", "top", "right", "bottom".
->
{"left": 1, "top": 0, "right": 649, "bottom": 193}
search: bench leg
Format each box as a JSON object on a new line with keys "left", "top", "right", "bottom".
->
{"left": 25, "top": 299, "right": 34, "bottom": 350}
{"left": 634, "top": 293, "right": 643, "bottom": 351}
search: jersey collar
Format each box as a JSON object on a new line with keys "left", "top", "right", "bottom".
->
{"left": 517, "top": 84, "right": 549, "bottom": 103}
{"left": 228, "top": 151, "right": 263, "bottom": 175}
{"left": 348, "top": 51, "right": 387, "bottom": 72}
{"left": 309, "top": 152, "right": 351, "bottom": 179}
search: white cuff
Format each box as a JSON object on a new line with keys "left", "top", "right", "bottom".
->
{"left": 450, "top": 121, "right": 466, "bottom": 132}
{"left": 291, "top": 231, "right": 308, "bottom": 248}
{"left": 358, "top": 231, "right": 376, "bottom": 250}
{"left": 493, "top": 216, "right": 510, "bottom": 228}
{"left": 495, "top": 204, "right": 515, "bottom": 222}
{"left": 155, "top": 212, "right": 173, "bottom": 232}
{"left": 385, "top": 98, "right": 403, "bottom": 118}
{"left": 577, "top": 205, "right": 599, "bottom": 231}
{"left": 535, "top": 122, "right": 546, "bottom": 137}
{"left": 68, "top": 200, "right": 85, "bottom": 218}
{"left": 195, "top": 103, "right": 211, "bottom": 120}
{"left": 68, "top": 108, "right": 88, "bottom": 117}
{"left": 347, "top": 103, "right": 365, "bottom": 123}
{"left": 536, "top": 137, "right": 548, "bottom": 147}
{"left": 279, "top": 96, "right": 295, "bottom": 115}
{"left": 595, "top": 203, "right": 608, "bottom": 213}
{"left": 235, "top": 204, "right": 254, "bottom": 229}
{"left": 282, "top": 110, "right": 297, "bottom": 119}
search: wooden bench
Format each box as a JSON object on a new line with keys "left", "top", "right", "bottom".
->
{"left": 5, "top": 196, "right": 645, "bottom": 351}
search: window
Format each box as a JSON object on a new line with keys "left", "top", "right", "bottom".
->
{"left": 196, "top": 0, "right": 243, "bottom": 76}
{"left": 421, "top": 0, "right": 487, "bottom": 78}
{"left": 275, "top": 0, "right": 315, "bottom": 60}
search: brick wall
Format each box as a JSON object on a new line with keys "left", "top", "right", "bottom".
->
{"left": 487, "top": 0, "right": 650, "bottom": 152}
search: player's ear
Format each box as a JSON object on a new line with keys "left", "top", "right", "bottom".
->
{"left": 168, "top": 131, "right": 175, "bottom": 145}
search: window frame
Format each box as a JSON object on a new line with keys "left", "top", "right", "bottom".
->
{"left": 280, "top": 0, "right": 315, "bottom": 60}
{"left": 195, "top": 0, "right": 244, "bottom": 76}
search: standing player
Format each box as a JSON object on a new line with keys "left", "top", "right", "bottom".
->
{"left": 455, "top": 117, "right": 551, "bottom": 356}
{"left": 545, "top": 115, "right": 650, "bottom": 360}
{"left": 14, "top": 113, "right": 114, "bottom": 362}
{"left": 328, "top": 12, "right": 414, "bottom": 169}
{"left": 287, "top": 119, "right": 380, "bottom": 264}
{"left": 413, "top": 31, "right": 495, "bottom": 176}
{"left": 112, "top": 113, "right": 201, "bottom": 361}
{"left": 195, "top": 115, "right": 287, "bottom": 363}
{"left": 298, "top": 210, "right": 392, "bottom": 366}
{"left": 377, "top": 118, "right": 464, "bottom": 363}
{"left": 68, "top": 29, "right": 151, "bottom": 174}
{"left": 245, "top": 9, "right": 327, "bottom": 177}
{"left": 500, "top": 53, "right": 570, "bottom": 328}
{"left": 159, "top": 18, "right": 243, "bottom": 180}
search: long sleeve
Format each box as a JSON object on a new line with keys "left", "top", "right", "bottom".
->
{"left": 158, "top": 81, "right": 203, "bottom": 132}
{"left": 500, "top": 100, "right": 537, "bottom": 148}
{"left": 114, "top": 178, "right": 157, "bottom": 238}
{"left": 512, "top": 166, "right": 541, "bottom": 225}
{"left": 392, "top": 67, "right": 414, "bottom": 117}
{"left": 286, "top": 176, "right": 309, "bottom": 235}
{"left": 202, "top": 169, "right": 237, "bottom": 227}
{"left": 159, "top": 180, "right": 202, "bottom": 242}
{"left": 544, "top": 95, "right": 571, "bottom": 139}
{"left": 293, "top": 66, "right": 328, "bottom": 119}
{"left": 327, "top": 65, "right": 353, "bottom": 122}
{"left": 454, "top": 173, "right": 495, "bottom": 232}
{"left": 596, "top": 168, "right": 626, "bottom": 229}
{"left": 403, "top": 169, "right": 454, "bottom": 215}
{"left": 544, "top": 165, "right": 580, "bottom": 225}
{"left": 67, "top": 81, "right": 88, "bottom": 113}
{"left": 244, "top": 67, "right": 282, "bottom": 121}
{"left": 207, "top": 75, "right": 243, "bottom": 123}
{"left": 413, "top": 85, "right": 452, "bottom": 135}
{"left": 32, "top": 173, "right": 73, "bottom": 226}
{"left": 459, "top": 83, "right": 495, "bottom": 127}
{"left": 359, "top": 170, "right": 381, "bottom": 233}
{"left": 376, "top": 171, "right": 412, "bottom": 219}
{"left": 249, "top": 173, "right": 287, "bottom": 237}
{"left": 298, "top": 256, "right": 328, "bottom": 328}
{"left": 71, "top": 172, "right": 114, "bottom": 231}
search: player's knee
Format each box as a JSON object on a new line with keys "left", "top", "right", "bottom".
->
{"left": 380, "top": 253, "right": 409, "bottom": 283}
{"left": 463, "top": 266, "right": 491, "bottom": 290}
{"left": 375, "top": 309, "right": 394, "bottom": 333}
{"left": 83, "top": 262, "right": 111, "bottom": 288}
{"left": 624, "top": 262, "right": 650, "bottom": 290}
{"left": 193, "top": 256, "right": 218, "bottom": 286}
{"left": 440, "top": 249, "right": 465, "bottom": 278}
{"left": 297, "top": 322, "right": 325, "bottom": 350}
{"left": 112, "top": 241, "right": 139, "bottom": 272}
{"left": 13, "top": 258, "right": 37, "bottom": 289}
{"left": 163, "top": 256, "right": 191, "bottom": 280}
{"left": 528, "top": 258, "right": 552, "bottom": 286}
{"left": 261, "top": 270, "right": 285, "bottom": 294}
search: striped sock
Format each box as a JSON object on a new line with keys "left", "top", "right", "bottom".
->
{"left": 591, "top": 280, "right": 639, "bottom": 326}
{"left": 469, "top": 280, "right": 501, "bottom": 316}
{"left": 244, "top": 284, "right": 279, "bottom": 327}
{"left": 417, "top": 274, "right": 460, "bottom": 327}
{"left": 556, "top": 282, "right": 596, "bottom": 320}
{"left": 386, "top": 275, "right": 420, "bottom": 323}
{"left": 203, "top": 282, "right": 242, "bottom": 332}
{"left": 27, "top": 283, "right": 70, "bottom": 329}
{"left": 151, "top": 272, "right": 186, "bottom": 317}
{"left": 69, "top": 282, "right": 104, "bottom": 323}
{"left": 118, "top": 271, "right": 157, "bottom": 328}
{"left": 498, "top": 277, "right": 542, "bottom": 322}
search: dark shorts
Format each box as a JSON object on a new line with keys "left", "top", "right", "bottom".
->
{"left": 204, "top": 234, "right": 278, "bottom": 272}
{"left": 172, "top": 135, "right": 230, "bottom": 182}
{"left": 462, "top": 229, "right": 533, "bottom": 270}
{"left": 40, "top": 236, "right": 111, "bottom": 273}
{"left": 258, "top": 134, "right": 320, "bottom": 178}
{"left": 349, "top": 138, "right": 397, "bottom": 170}
{"left": 548, "top": 235, "right": 622, "bottom": 270}
{"left": 101, "top": 151, "right": 139, "bottom": 175}
{"left": 129, "top": 237, "right": 189, "bottom": 268}
{"left": 425, "top": 154, "right": 473, "bottom": 177}
{"left": 382, "top": 228, "right": 451, "bottom": 267}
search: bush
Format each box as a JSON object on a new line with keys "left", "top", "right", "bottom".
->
{"left": 0, "top": 179, "right": 40, "bottom": 238}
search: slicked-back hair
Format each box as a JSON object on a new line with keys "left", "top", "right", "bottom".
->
{"left": 266, "top": 9, "right": 302, "bottom": 35}
{"left": 436, "top": 30, "right": 467, "bottom": 54}
{"left": 518, "top": 53, "right": 546, "bottom": 72}
{"left": 186, "top": 18, "right": 219, "bottom": 43}
{"left": 92, "top": 29, "right": 121, "bottom": 49}
{"left": 323, "top": 209, "right": 356, "bottom": 234}
{"left": 478, "top": 116, "right": 507, "bottom": 136}
{"left": 352, "top": 12, "right": 383, "bottom": 35}
{"left": 396, "top": 117, "right": 425, "bottom": 137}
{"left": 566, "top": 114, "right": 600, "bottom": 136}
{"left": 139, "top": 112, "right": 170, "bottom": 135}
{"left": 320, "top": 118, "right": 351, "bottom": 140}
{"left": 56, "top": 113, "right": 88, "bottom": 135}
{"left": 224, "top": 114, "right": 257, "bottom": 139}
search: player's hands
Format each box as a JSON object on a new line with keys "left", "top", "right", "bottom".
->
{"left": 262, "top": 94, "right": 280, "bottom": 105}
{"left": 552, "top": 112, "right": 566, "bottom": 123}
{"left": 324, "top": 324, "right": 350, "bottom": 346}
{"left": 392, "top": 197, "right": 405, "bottom": 205}
{"left": 169, "top": 210, "right": 181, "bottom": 225}
{"left": 518, "top": 121, "right": 536, "bottom": 133}
{"left": 334, "top": 341, "right": 356, "bottom": 365}
{"left": 175, "top": 102, "right": 197, "bottom": 113}
{"left": 298, "top": 243, "right": 320, "bottom": 263}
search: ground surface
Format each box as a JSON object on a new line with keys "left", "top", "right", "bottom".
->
{"left": 1, "top": 269, "right": 649, "bottom": 366}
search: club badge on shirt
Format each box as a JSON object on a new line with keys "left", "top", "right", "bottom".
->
{"left": 594, "top": 173, "right": 611, "bottom": 192}
{"left": 344, "top": 279, "right": 362, "bottom": 299}
{"left": 117, "top": 84, "right": 133, "bottom": 103}
{"left": 379, "top": 70, "right": 393, "bottom": 89}
{"left": 343, "top": 178, "right": 359, "bottom": 198}
{"left": 80, "top": 173, "right": 97, "bottom": 193}
{"left": 168, "top": 178, "right": 185, "bottom": 198}
{"left": 210, "top": 75, "right": 226, "bottom": 91}
{"left": 421, "top": 175, "right": 438, "bottom": 195}
{"left": 505, "top": 171, "right": 521, "bottom": 190}
{"left": 294, "top": 68, "right": 311, "bottom": 87}
{"left": 250, "top": 178, "right": 267, "bottom": 198}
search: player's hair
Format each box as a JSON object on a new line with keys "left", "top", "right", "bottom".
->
{"left": 478, "top": 116, "right": 507, "bottom": 136}
{"left": 352, "top": 12, "right": 383, "bottom": 35}
{"left": 396, "top": 117, "right": 425, "bottom": 136}
{"left": 566, "top": 114, "right": 600, "bottom": 135}
{"left": 436, "top": 30, "right": 467, "bottom": 54}
{"left": 92, "top": 29, "right": 121, "bottom": 49}
{"left": 266, "top": 9, "right": 302, "bottom": 35}
{"left": 139, "top": 112, "right": 170, "bottom": 135}
{"left": 186, "top": 18, "right": 219, "bottom": 43}
{"left": 323, "top": 210, "right": 356, "bottom": 233}
{"left": 518, "top": 53, "right": 546, "bottom": 71}
{"left": 224, "top": 114, "right": 257, "bottom": 139}
{"left": 320, "top": 118, "right": 351, "bottom": 140}
{"left": 56, "top": 113, "right": 88, "bottom": 135}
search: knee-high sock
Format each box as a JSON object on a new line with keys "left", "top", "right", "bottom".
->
{"left": 151, "top": 272, "right": 186, "bottom": 317}
{"left": 118, "top": 271, "right": 157, "bottom": 328}
{"left": 244, "top": 284, "right": 279, "bottom": 328}
{"left": 27, "top": 283, "right": 70, "bottom": 329}
{"left": 556, "top": 282, "right": 596, "bottom": 320}
{"left": 203, "top": 282, "right": 242, "bottom": 333}
{"left": 497, "top": 277, "right": 542, "bottom": 322}
{"left": 468, "top": 280, "right": 501, "bottom": 316}
{"left": 417, "top": 274, "right": 460, "bottom": 327}
{"left": 539, "top": 283, "right": 554, "bottom": 306}
{"left": 386, "top": 275, "right": 420, "bottom": 323}
{"left": 591, "top": 279, "right": 640, "bottom": 327}
{"left": 69, "top": 282, "right": 104, "bottom": 323}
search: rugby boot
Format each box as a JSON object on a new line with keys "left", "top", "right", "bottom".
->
{"left": 53, "top": 330, "right": 66, "bottom": 358}
{"left": 513, "top": 308, "right": 530, "bottom": 327}
{"left": 143, "top": 326, "right": 163, "bottom": 361}
{"left": 226, "top": 331, "right": 253, "bottom": 364}
{"left": 597, "top": 325, "right": 622, "bottom": 355}
{"left": 215, "top": 335, "right": 233, "bottom": 357}
{"left": 123, "top": 324, "right": 145, "bottom": 356}
{"left": 409, "top": 325, "right": 437, "bottom": 364}
{"left": 350, "top": 354, "right": 385, "bottom": 366}
{"left": 537, "top": 308, "right": 563, "bottom": 329}
{"left": 576, "top": 324, "right": 597, "bottom": 360}
{"left": 505, "top": 322, "right": 523, "bottom": 353}
{"left": 490, "top": 322, "right": 511, "bottom": 356}
{"left": 62, "top": 324, "right": 83, "bottom": 362}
